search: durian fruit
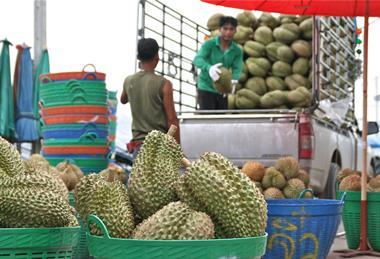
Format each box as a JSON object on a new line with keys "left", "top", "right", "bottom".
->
{"left": 178, "top": 152, "right": 267, "bottom": 238}
{"left": 275, "top": 156, "right": 299, "bottom": 180}
{"left": 207, "top": 13, "right": 224, "bottom": 31}
{"left": 213, "top": 67, "right": 232, "bottom": 94}
{"left": 262, "top": 167, "right": 287, "bottom": 189}
{"left": 254, "top": 181, "right": 264, "bottom": 193}
{"left": 75, "top": 173, "right": 135, "bottom": 238}
{"left": 241, "top": 161, "right": 265, "bottom": 182}
{"left": 339, "top": 174, "right": 361, "bottom": 191}
{"left": 99, "top": 165, "right": 128, "bottom": 185}
{"left": 283, "top": 178, "right": 306, "bottom": 198}
{"left": 368, "top": 176, "right": 380, "bottom": 192}
{"left": 264, "top": 187, "right": 285, "bottom": 199}
{"left": 29, "top": 153, "right": 49, "bottom": 166}
{"left": 56, "top": 160, "right": 84, "bottom": 191}
{"left": 0, "top": 137, "right": 24, "bottom": 178}
{"left": 337, "top": 168, "right": 356, "bottom": 182}
{"left": 132, "top": 201, "right": 214, "bottom": 240}
{"left": 128, "top": 130, "right": 183, "bottom": 221}
{"left": 237, "top": 11, "right": 256, "bottom": 27}
{"left": 297, "top": 169, "right": 310, "bottom": 186}
{"left": 23, "top": 160, "right": 69, "bottom": 200}
{"left": 0, "top": 138, "right": 77, "bottom": 228}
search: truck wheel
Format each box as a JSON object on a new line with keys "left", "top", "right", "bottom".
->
{"left": 322, "top": 162, "right": 340, "bottom": 199}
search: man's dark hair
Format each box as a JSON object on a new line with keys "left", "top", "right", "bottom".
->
{"left": 219, "top": 16, "right": 238, "bottom": 28}
{"left": 137, "top": 38, "right": 159, "bottom": 61}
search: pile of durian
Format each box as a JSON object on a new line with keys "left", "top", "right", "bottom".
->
{"left": 337, "top": 168, "right": 380, "bottom": 192}
{"left": 74, "top": 128, "right": 268, "bottom": 240}
{"left": 241, "top": 157, "right": 313, "bottom": 199}
{"left": 0, "top": 137, "right": 78, "bottom": 228}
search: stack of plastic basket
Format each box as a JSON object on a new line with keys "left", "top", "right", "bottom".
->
{"left": 40, "top": 65, "right": 110, "bottom": 174}
{"left": 107, "top": 91, "right": 118, "bottom": 154}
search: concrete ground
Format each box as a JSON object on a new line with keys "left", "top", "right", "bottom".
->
{"left": 327, "top": 224, "right": 380, "bottom": 259}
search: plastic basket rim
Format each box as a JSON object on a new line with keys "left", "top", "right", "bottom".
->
{"left": 87, "top": 214, "right": 267, "bottom": 243}
{"left": 266, "top": 198, "right": 344, "bottom": 206}
{"left": 0, "top": 225, "right": 80, "bottom": 234}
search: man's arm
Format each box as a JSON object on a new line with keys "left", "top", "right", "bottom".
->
{"left": 193, "top": 40, "right": 213, "bottom": 71}
{"left": 231, "top": 48, "right": 243, "bottom": 80}
{"left": 162, "top": 80, "right": 180, "bottom": 144}
{"left": 120, "top": 78, "right": 129, "bottom": 104}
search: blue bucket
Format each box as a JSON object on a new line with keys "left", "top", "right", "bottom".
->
{"left": 265, "top": 196, "right": 344, "bottom": 259}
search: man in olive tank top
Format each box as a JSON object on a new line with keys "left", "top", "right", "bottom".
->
{"left": 121, "top": 38, "right": 180, "bottom": 159}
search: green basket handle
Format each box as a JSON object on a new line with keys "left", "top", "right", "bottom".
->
{"left": 70, "top": 87, "right": 86, "bottom": 95}
{"left": 40, "top": 75, "right": 52, "bottom": 84}
{"left": 299, "top": 188, "right": 314, "bottom": 199}
{"left": 80, "top": 132, "right": 99, "bottom": 141}
{"left": 87, "top": 214, "right": 110, "bottom": 239}
{"left": 66, "top": 79, "right": 81, "bottom": 89}
{"left": 71, "top": 94, "right": 87, "bottom": 104}
{"left": 340, "top": 191, "right": 347, "bottom": 202}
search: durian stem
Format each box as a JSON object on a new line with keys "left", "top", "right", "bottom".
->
{"left": 167, "top": 125, "right": 177, "bottom": 136}
{"left": 182, "top": 157, "right": 191, "bottom": 167}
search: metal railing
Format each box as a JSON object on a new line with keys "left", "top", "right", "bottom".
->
{"left": 137, "top": 0, "right": 209, "bottom": 111}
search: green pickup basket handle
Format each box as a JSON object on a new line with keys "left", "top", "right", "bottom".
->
{"left": 71, "top": 94, "right": 87, "bottom": 104}
{"left": 80, "top": 132, "right": 99, "bottom": 141}
{"left": 87, "top": 215, "right": 110, "bottom": 239}
{"left": 299, "top": 188, "right": 314, "bottom": 199}
{"left": 82, "top": 64, "right": 97, "bottom": 72}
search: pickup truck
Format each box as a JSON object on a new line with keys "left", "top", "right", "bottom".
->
{"left": 136, "top": 0, "right": 379, "bottom": 198}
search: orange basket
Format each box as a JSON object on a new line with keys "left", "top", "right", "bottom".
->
{"left": 41, "top": 105, "right": 109, "bottom": 116}
{"left": 42, "top": 115, "right": 109, "bottom": 125}
{"left": 42, "top": 146, "right": 109, "bottom": 155}
{"left": 39, "top": 64, "right": 106, "bottom": 82}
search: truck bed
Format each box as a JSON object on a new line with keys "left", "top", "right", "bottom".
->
{"left": 180, "top": 110, "right": 300, "bottom": 167}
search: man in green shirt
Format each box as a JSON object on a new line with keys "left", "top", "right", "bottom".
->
{"left": 193, "top": 16, "right": 243, "bottom": 110}
{"left": 121, "top": 38, "right": 180, "bottom": 159}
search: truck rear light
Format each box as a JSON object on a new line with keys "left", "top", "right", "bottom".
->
{"left": 299, "top": 114, "right": 314, "bottom": 159}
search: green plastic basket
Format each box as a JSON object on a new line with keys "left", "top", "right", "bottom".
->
{"left": 67, "top": 193, "right": 90, "bottom": 259}
{"left": 43, "top": 137, "right": 108, "bottom": 147}
{"left": 0, "top": 226, "right": 80, "bottom": 258}
{"left": 41, "top": 79, "right": 106, "bottom": 91}
{"left": 46, "top": 157, "right": 109, "bottom": 169}
{"left": 336, "top": 190, "right": 380, "bottom": 251}
{"left": 87, "top": 215, "right": 267, "bottom": 259}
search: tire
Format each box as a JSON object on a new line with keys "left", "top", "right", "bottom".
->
{"left": 322, "top": 162, "right": 340, "bottom": 199}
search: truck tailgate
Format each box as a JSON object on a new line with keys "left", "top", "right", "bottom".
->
{"left": 180, "top": 113, "right": 299, "bottom": 167}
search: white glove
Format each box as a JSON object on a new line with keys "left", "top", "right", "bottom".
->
{"left": 231, "top": 80, "right": 238, "bottom": 94}
{"left": 208, "top": 63, "right": 222, "bottom": 81}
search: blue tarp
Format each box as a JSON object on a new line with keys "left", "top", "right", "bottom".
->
{"left": 15, "top": 45, "right": 39, "bottom": 141}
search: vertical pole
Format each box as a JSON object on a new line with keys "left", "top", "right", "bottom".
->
{"left": 359, "top": 14, "right": 369, "bottom": 251}
{"left": 376, "top": 76, "right": 378, "bottom": 123}
{"left": 33, "top": 0, "right": 46, "bottom": 154}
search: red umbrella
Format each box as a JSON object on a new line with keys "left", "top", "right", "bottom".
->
{"left": 201, "top": 0, "right": 380, "bottom": 17}
{"left": 202, "top": 0, "right": 379, "bottom": 257}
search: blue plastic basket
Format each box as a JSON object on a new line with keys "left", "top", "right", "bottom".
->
{"left": 42, "top": 128, "right": 108, "bottom": 139}
{"left": 264, "top": 196, "right": 344, "bottom": 259}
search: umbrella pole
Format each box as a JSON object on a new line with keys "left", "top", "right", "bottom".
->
{"left": 359, "top": 14, "right": 369, "bottom": 253}
{"left": 335, "top": 16, "right": 380, "bottom": 258}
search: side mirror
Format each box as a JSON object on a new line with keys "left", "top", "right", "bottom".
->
{"left": 368, "top": 121, "right": 379, "bottom": 135}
